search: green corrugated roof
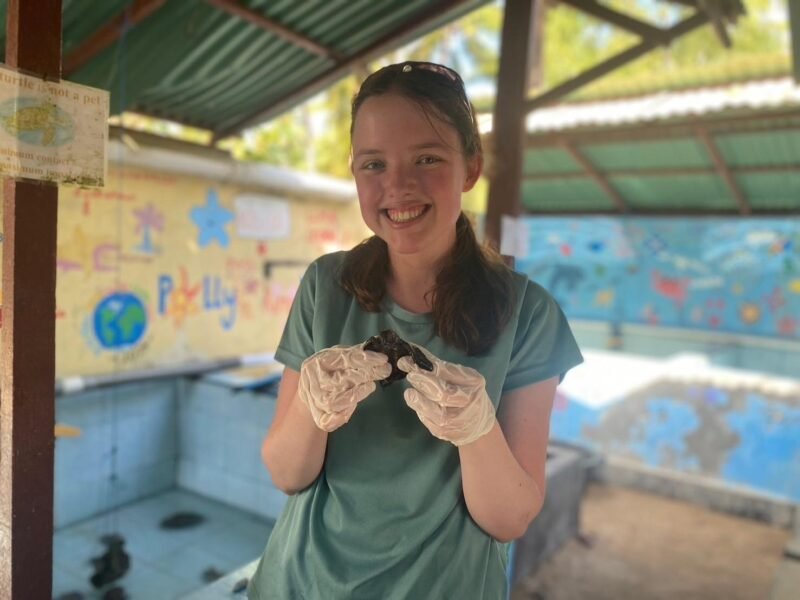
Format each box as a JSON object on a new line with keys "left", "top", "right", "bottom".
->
{"left": 613, "top": 175, "right": 734, "bottom": 211}
{"left": 0, "top": 0, "right": 491, "bottom": 138}
{"left": 582, "top": 140, "right": 713, "bottom": 171}
{"left": 739, "top": 173, "right": 800, "bottom": 211}
{"left": 717, "top": 130, "right": 800, "bottom": 166}
{"left": 522, "top": 179, "right": 617, "bottom": 213}
{"left": 0, "top": 0, "right": 794, "bottom": 216}
{"left": 520, "top": 93, "right": 800, "bottom": 216}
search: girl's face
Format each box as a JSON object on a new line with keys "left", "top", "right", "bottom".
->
{"left": 351, "top": 93, "right": 481, "bottom": 263}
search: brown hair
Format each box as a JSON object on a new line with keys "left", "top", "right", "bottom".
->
{"left": 340, "top": 62, "right": 514, "bottom": 355}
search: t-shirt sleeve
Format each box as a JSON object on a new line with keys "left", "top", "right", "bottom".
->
{"left": 274, "top": 260, "right": 318, "bottom": 372}
{"left": 502, "top": 280, "right": 584, "bottom": 393}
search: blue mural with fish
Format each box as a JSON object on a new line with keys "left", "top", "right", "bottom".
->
{"left": 523, "top": 217, "right": 800, "bottom": 501}
{"left": 516, "top": 217, "right": 800, "bottom": 339}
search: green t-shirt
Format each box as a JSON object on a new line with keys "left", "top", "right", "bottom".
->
{"left": 248, "top": 251, "right": 583, "bottom": 600}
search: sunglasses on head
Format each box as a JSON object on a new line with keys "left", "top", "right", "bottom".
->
{"left": 396, "top": 61, "right": 463, "bottom": 84}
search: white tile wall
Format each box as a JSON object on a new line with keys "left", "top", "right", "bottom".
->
{"left": 178, "top": 381, "right": 286, "bottom": 521}
{"left": 54, "top": 377, "right": 286, "bottom": 529}
{"left": 55, "top": 381, "right": 179, "bottom": 528}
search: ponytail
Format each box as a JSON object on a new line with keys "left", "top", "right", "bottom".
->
{"left": 340, "top": 213, "right": 514, "bottom": 355}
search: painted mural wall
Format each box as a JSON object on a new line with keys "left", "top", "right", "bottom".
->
{"left": 0, "top": 164, "right": 369, "bottom": 378}
{"left": 516, "top": 217, "right": 800, "bottom": 340}
{"left": 517, "top": 217, "right": 800, "bottom": 501}
{"left": 553, "top": 351, "right": 800, "bottom": 502}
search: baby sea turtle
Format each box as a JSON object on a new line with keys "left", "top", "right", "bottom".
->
{"left": 89, "top": 533, "right": 130, "bottom": 589}
{"left": 363, "top": 329, "right": 433, "bottom": 386}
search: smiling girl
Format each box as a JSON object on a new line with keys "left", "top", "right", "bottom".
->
{"left": 248, "top": 62, "right": 583, "bottom": 600}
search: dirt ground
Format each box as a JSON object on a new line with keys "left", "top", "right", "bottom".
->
{"left": 511, "top": 483, "right": 791, "bottom": 600}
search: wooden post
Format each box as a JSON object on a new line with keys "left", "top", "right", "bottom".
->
{"left": 485, "top": 0, "right": 538, "bottom": 254}
{"left": 0, "top": 1, "right": 62, "bottom": 598}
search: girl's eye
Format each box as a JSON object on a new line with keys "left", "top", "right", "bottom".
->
{"left": 361, "top": 160, "right": 384, "bottom": 170}
{"left": 418, "top": 155, "right": 441, "bottom": 165}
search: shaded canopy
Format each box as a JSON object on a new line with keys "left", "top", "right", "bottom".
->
{"left": 0, "top": 0, "right": 492, "bottom": 140}
{"left": 514, "top": 78, "right": 800, "bottom": 216}
{"left": 1, "top": 0, "right": 792, "bottom": 216}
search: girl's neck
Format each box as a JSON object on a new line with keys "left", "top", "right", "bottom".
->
{"left": 386, "top": 252, "right": 446, "bottom": 314}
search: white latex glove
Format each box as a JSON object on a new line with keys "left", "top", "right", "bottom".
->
{"left": 397, "top": 349, "right": 496, "bottom": 447}
{"left": 298, "top": 345, "right": 391, "bottom": 432}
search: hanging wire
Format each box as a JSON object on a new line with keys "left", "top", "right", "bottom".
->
{"left": 103, "top": 0, "right": 133, "bottom": 555}
{"left": 86, "top": 6, "right": 135, "bottom": 592}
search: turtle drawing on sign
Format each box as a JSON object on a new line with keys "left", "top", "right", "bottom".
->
{"left": 0, "top": 99, "right": 74, "bottom": 146}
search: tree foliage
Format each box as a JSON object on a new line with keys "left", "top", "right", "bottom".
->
{"left": 226, "top": 0, "right": 789, "bottom": 177}
{"left": 227, "top": 2, "right": 503, "bottom": 177}
{"left": 542, "top": 0, "right": 789, "bottom": 98}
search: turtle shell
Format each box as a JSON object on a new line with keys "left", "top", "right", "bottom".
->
{"left": 363, "top": 329, "right": 433, "bottom": 386}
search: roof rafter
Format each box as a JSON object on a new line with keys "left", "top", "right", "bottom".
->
{"left": 63, "top": 0, "right": 167, "bottom": 76}
{"left": 525, "top": 164, "right": 800, "bottom": 180}
{"left": 212, "top": 0, "right": 475, "bottom": 141}
{"left": 203, "top": 0, "right": 342, "bottom": 61}
{"left": 695, "top": 126, "right": 751, "bottom": 215}
{"left": 557, "top": 0, "right": 667, "bottom": 42}
{"left": 560, "top": 140, "right": 628, "bottom": 212}
{"left": 666, "top": 0, "right": 746, "bottom": 47}
{"left": 526, "top": 109, "right": 800, "bottom": 147}
{"left": 526, "top": 10, "right": 709, "bottom": 112}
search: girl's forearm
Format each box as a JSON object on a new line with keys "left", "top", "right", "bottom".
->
{"left": 459, "top": 421, "right": 544, "bottom": 542}
{"left": 261, "top": 395, "right": 328, "bottom": 494}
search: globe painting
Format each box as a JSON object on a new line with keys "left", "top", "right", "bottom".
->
{"left": 93, "top": 293, "right": 147, "bottom": 350}
{"left": 0, "top": 97, "right": 75, "bottom": 146}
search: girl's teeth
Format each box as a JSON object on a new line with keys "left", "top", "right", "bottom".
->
{"left": 387, "top": 206, "right": 425, "bottom": 223}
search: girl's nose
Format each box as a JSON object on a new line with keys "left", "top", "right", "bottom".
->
{"left": 385, "top": 164, "right": 416, "bottom": 198}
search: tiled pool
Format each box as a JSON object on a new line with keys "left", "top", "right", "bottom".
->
{"left": 53, "top": 488, "right": 274, "bottom": 599}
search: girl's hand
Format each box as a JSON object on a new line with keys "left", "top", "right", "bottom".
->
{"left": 298, "top": 345, "right": 391, "bottom": 432}
{"left": 397, "top": 349, "right": 496, "bottom": 446}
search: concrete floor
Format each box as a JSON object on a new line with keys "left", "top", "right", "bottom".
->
{"left": 53, "top": 482, "right": 797, "bottom": 599}
{"left": 52, "top": 488, "right": 274, "bottom": 599}
{"left": 512, "top": 483, "right": 792, "bottom": 600}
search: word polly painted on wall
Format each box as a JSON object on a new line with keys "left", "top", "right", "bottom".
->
{"left": 158, "top": 270, "right": 237, "bottom": 330}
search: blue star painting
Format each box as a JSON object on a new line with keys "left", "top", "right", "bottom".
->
{"left": 191, "top": 189, "right": 234, "bottom": 248}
